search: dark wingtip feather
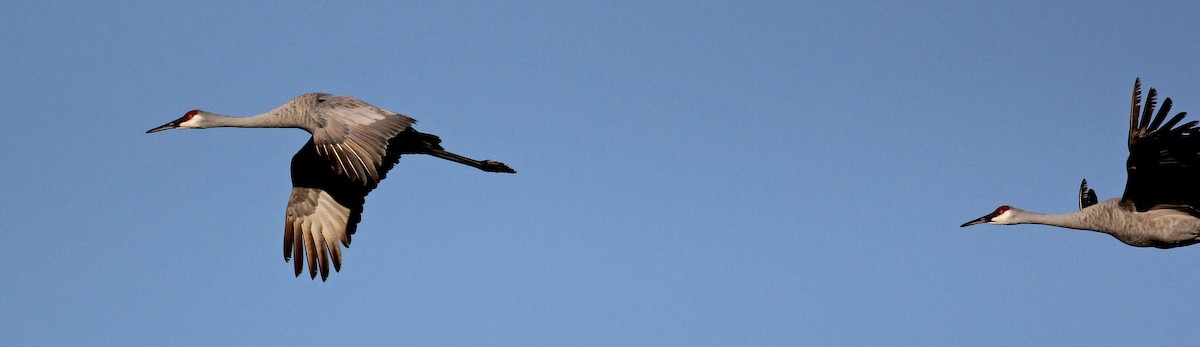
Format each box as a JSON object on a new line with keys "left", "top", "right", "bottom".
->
{"left": 1161, "top": 113, "right": 1189, "bottom": 132}
{"left": 318, "top": 241, "right": 331, "bottom": 281}
{"left": 292, "top": 231, "right": 304, "bottom": 277}
{"left": 283, "top": 223, "right": 295, "bottom": 261}
{"left": 1174, "top": 119, "right": 1197, "bottom": 133}
{"left": 1130, "top": 78, "right": 1143, "bottom": 146}
{"left": 1140, "top": 88, "right": 1159, "bottom": 129}
{"left": 305, "top": 232, "right": 319, "bottom": 280}
{"left": 331, "top": 246, "right": 343, "bottom": 272}
{"left": 1148, "top": 98, "right": 1173, "bottom": 130}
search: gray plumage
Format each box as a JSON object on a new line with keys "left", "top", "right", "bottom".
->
{"left": 148, "top": 93, "right": 515, "bottom": 280}
{"left": 962, "top": 79, "right": 1200, "bottom": 248}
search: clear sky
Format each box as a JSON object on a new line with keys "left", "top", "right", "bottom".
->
{"left": 3, "top": 1, "right": 1200, "bottom": 345}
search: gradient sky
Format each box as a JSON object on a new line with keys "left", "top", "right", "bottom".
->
{"left": 4, "top": 1, "right": 1200, "bottom": 345}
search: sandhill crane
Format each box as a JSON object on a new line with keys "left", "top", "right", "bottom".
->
{"left": 962, "top": 79, "right": 1200, "bottom": 248}
{"left": 147, "top": 93, "right": 515, "bottom": 280}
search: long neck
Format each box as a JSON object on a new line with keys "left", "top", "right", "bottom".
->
{"left": 1011, "top": 199, "right": 1129, "bottom": 232}
{"left": 201, "top": 111, "right": 300, "bottom": 129}
{"left": 1012, "top": 210, "right": 1093, "bottom": 230}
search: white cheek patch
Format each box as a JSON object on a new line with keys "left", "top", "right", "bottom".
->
{"left": 992, "top": 211, "right": 1013, "bottom": 224}
{"left": 178, "top": 116, "right": 202, "bottom": 128}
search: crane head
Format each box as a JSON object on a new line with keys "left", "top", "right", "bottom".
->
{"left": 146, "top": 110, "right": 202, "bottom": 133}
{"left": 960, "top": 205, "right": 1015, "bottom": 227}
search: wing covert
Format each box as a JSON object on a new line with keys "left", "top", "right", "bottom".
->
{"left": 309, "top": 95, "right": 416, "bottom": 185}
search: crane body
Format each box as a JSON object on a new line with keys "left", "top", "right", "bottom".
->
{"left": 965, "top": 199, "right": 1200, "bottom": 248}
{"left": 962, "top": 79, "right": 1200, "bottom": 248}
{"left": 148, "top": 93, "right": 514, "bottom": 280}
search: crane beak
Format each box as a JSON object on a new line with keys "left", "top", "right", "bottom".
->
{"left": 146, "top": 121, "right": 179, "bottom": 133}
{"left": 960, "top": 215, "right": 991, "bottom": 227}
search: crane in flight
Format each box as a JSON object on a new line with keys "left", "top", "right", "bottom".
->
{"left": 148, "top": 93, "right": 515, "bottom": 280}
{"left": 962, "top": 79, "right": 1200, "bottom": 248}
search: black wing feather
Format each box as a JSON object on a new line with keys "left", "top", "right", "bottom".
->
{"left": 283, "top": 128, "right": 458, "bottom": 280}
{"left": 1079, "top": 179, "right": 1098, "bottom": 210}
{"left": 1121, "top": 78, "right": 1200, "bottom": 213}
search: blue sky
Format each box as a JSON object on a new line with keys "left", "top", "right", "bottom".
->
{"left": 4, "top": 1, "right": 1200, "bottom": 345}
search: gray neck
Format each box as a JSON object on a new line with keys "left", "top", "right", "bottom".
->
{"left": 1014, "top": 210, "right": 1090, "bottom": 230}
{"left": 201, "top": 111, "right": 292, "bottom": 129}
{"left": 1009, "top": 203, "right": 1115, "bottom": 232}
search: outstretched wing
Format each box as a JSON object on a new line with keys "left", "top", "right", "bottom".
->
{"left": 284, "top": 186, "right": 354, "bottom": 281}
{"left": 1120, "top": 78, "right": 1200, "bottom": 213}
{"left": 284, "top": 136, "right": 406, "bottom": 280}
{"left": 309, "top": 94, "right": 415, "bottom": 185}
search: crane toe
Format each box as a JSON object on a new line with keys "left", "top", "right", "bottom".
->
{"left": 481, "top": 160, "right": 516, "bottom": 173}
